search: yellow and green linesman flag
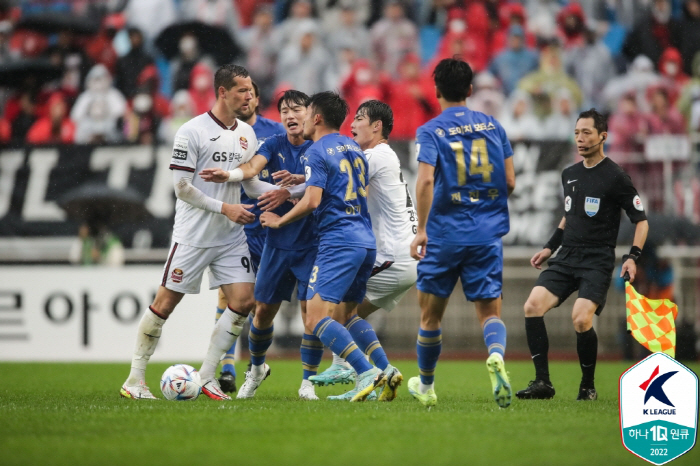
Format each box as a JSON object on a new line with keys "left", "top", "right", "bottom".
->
{"left": 625, "top": 281, "right": 678, "bottom": 357}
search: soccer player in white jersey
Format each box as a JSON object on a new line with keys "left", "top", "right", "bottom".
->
{"left": 311, "top": 100, "right": 418, "bottom": 388}
{"left": 119, "top": 65, "right": 281, "bottom": 401}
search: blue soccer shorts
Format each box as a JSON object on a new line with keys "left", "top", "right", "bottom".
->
{"left": 244, "top": 231, "right": 266, "bottom": 273}
{"left": 417, "top": 238, "right": 503, "bottom": 301}
{"left": 254, "top": 244, "right": 317, "bottom": 304}
{"left": 307, "top": 243, "right": 376, "bottom": 304}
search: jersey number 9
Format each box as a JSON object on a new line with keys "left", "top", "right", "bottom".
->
{"left": 339, "top": 157, "right": 367, "bottom": 201}
{"left": 449, "top": 138, "right": 493, "bottom": 185}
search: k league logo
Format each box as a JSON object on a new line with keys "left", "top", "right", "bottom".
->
{"left": 620, "top": 353, "right": 698, "bottom": 465}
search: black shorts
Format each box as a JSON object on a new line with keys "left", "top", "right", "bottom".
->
{"left": 534, "top": 246, "right": 615, "bottom": 315}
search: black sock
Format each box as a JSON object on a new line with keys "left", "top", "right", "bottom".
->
{"left": 577, "top": 328, "right": 598, "bottom": 389}
{"left": 525, "top": 317, "right": 550, "bottom": 384}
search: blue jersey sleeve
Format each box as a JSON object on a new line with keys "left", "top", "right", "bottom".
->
{"left": 304, "top": 147, "right": 327, "bottom": 190}
{"left": 416, "top": 127, "right": 438, "bottom": 166}
{"left": 256, "top": 135, "right": 277, "bottom": 163}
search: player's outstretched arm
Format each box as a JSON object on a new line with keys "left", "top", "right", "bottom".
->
{"left": 620, "top": 219, "right": 649, "bottom": 283}
{"left": 260, "top": 186, "right": 322, "bottom": 229}
{"left": 199, "top": 154, "right": 268, "bottom": 183}
{"left": 410, "top": 162, "right": 435, "bottom": 260}
{"left": 272, "top": 170, "right": 305, "bottom": 187}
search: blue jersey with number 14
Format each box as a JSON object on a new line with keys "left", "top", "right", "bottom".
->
{"left": 303, "top": 133, "right": 375, "bottom": 249}
{"left": 416, "top": 106, "right": 513, "bottom": 246}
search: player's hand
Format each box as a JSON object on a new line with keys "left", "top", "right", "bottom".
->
{"left": 258, "top": 189, "right": 290, "bottom": 211}
{"left": 410, "top": 230, "right": 428, "bottom": 260}
{"left": 621, "top": 258, "right": 637, "bottom": 283}
{"left": 221, "top": 203, "right": 254, "bottom": 224}
{"left": 199, "top": 168, "right": 230, "bottom": 183}
{"left": 273, "top": 170, "right": 304, "bottom": 187}
{"left": 531, "top": 248, "right": 552, "bottom": 269}
{"left": 260, "top": 211, "right": 282, "bottom": 229}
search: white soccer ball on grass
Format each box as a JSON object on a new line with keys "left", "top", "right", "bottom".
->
{"left": 160, "top": 364, "right": 201, "bottom": 401}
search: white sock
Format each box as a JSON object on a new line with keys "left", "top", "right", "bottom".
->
{"left": 490, "top": 352, "right": 504, "bottom": 362}
{"left": 200, "top": 309, "right": 247, "bottom": 380}
{"left": 126, "top": 309, "right": 166, "bottom": 385}
{"left": 251, "top": 363, "right": 267, "bottom": 378}
{"left": 300, "top": 379, "right": 313, "bottom": 389}
{"left": 332, "top": 352, "right": 352, "bottom": 368}
{"left": 419, "top": 381, "right": 434, "bottom": 395}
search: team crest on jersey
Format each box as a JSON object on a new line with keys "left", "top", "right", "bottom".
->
{"left": 239, "top": 136, "right": 248, "bottom": 150}
{"left": 171, "top": 268, "right": 184, "bottom": 283}
{"left": 435, "top": 128, "right": 445, "bottom": 137}
{"left": 565, "top": 196, "right": 571, "bottom": 212}
{"left": 585, "top": 197, "right": 600, "bottom": 217}
{"left": 634, "top": 195, "right": 644, "bottom": 211}
{"left": 326, "top": 147, "right": 335, "bottom": 155}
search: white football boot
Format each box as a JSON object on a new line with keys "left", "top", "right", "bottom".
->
{"left": 120, "top": 381, "right": 157, "bottom": 400}
{"left": 298, "top": 380, "right": 319, "bottom": 400}
{"left": 201, "top": 377, "right": 232, "bottom": 401}
{"left": 236, "top": 363, "right": 271, "bottom": 399}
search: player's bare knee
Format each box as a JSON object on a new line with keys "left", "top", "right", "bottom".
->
{"left": 523, "top": 299, "right": 545, "bottom": 317}
{"left": 420, "top": 311, "right": 441, "bottom": 331}
{"left": 572, "top": 314, "right": 593, "bottom": 332}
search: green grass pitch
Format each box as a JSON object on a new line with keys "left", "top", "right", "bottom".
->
{"left": 1, "top": 360, "right": 698, "bottom": 466}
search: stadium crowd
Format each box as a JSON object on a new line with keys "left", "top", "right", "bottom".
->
{"left": 0, "top": 0, "right": 697, "bottom": 154}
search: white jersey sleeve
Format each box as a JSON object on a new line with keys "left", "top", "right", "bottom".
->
{"left": 170, "top": 124, "right": 200, "bottom": 172}
{"left": 365, "top": 143, "right": 417, "bottom": 264}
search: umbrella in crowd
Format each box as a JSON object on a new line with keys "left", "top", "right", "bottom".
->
{"left": 0, "top": 59, "right": 62, "bottom": 88}
{"left": 15, "top": 13, "right": 98, "bottom": 36}
{"left": 155, "top": 21, "right": 242, "bottom": 65}
{"left": 618, "top": 212, "right": 700, "bottom": 246}
{"left": 58, "top": 183, "right": 151, "bottom": 227}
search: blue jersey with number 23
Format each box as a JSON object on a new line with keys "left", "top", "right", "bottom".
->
{"left": 303, "top": 133, "right": 375, "bottom": 249}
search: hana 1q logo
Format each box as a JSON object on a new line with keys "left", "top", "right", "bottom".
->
{"left": 620, "top": 353, "right": 698, "bottom": 465}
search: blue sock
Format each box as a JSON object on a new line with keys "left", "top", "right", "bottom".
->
{"left": 345, "top": 315, "right": 389, "bottom": 370}
{"left": 216, "top": 307, "right": 236, "bottom": 376}
{"left": 249, "top": 323, "right": 274, "bottom": 366}
{"left": 314, "top": 317, "right": 373, "bottom": 375}
{"left": 417, "top": 328, "right": 442, "bottom": 385}
{"left": 483, "top": 317, "right": 507, "bottom": 358}
{"left": 300, "top": 333, "right": 324, "bottom": 380}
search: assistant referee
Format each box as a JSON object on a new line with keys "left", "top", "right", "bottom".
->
{"left": 516, "top": 109, "right": 649, "bottom": 401}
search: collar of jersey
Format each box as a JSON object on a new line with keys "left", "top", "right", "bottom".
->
{"left": 208, "top": 111, "right": 238, "bottom": 131}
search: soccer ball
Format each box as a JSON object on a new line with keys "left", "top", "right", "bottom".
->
{"left": 160, "top": 364, "right": 201, "bottom": 401}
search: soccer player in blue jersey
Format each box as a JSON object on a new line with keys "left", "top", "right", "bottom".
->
{"left": 408, "top": 58, "right": 516, "bottom": 408}
{"left": 214, "top": 81, "right": 285, "bottom": 393}
{"left": 260, "top": 91, "right": 403, "bottom": 402}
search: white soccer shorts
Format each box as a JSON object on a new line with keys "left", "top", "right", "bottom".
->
{"left": 160, "top": 239, "right": 256, "bottom": 294}
{"left": 365, "top": 259, "right": 417, "bottom": 311}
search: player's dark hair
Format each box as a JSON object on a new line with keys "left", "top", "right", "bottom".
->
{"left": 432, "top": 58, "right": 473, "bottom": 103}
{"left": 307, "top": 91, "right": 348, "bottom": 130}
{"left": 213, "top": 64, "right": 249, "bottom": 94}
{"left": 576, "top": 108, "right": 608, "bottom": 134}
{"left": 277, "top": 89, "right": 310, "bottom": 112}
{"left": 357, "top": 100, "right": 393, "bottom": 139}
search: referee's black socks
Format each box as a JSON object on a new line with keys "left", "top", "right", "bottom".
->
{"left": 525, "top": 317, "right": 551, "bottom": 384}
{"left": 576, "top": 328, "right": 598, "bottom": 389}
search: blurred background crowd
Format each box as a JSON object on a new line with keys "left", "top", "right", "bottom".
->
{"left": 0, "top": 0, "right": 698, "bottom": 213}
{"left": 0, "top": 0, "right": 697, "bottom": 145}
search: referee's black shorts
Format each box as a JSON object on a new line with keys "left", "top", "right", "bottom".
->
{"left": 534, "top": 246, "right": 615, "bottom": 315}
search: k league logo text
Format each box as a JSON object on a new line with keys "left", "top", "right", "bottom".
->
{"left": 619, "top": 353, "right": 698, "bottom": 465}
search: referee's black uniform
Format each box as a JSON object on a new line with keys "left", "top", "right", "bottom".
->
{"left": 517, "top": 156, "right": 647, "bottom": 401}
{"left": 536, "top": 157, "right": 647, "bottom": 312}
